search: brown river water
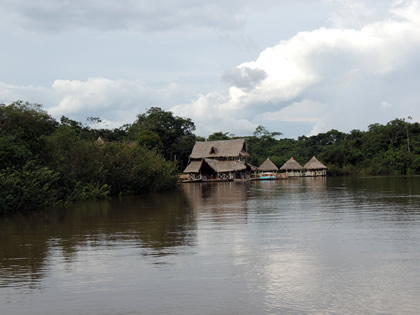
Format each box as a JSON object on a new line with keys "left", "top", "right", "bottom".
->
{"left": 1, "top": 176, "right": 420, "bottom": 314}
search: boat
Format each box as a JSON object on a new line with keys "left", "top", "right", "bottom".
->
{"left": 258, "top": 172, "right": 276, "bottom": 180}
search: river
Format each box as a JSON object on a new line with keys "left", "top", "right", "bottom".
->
{"left": 1, "top": 176, "right": 420, "bottom": 314}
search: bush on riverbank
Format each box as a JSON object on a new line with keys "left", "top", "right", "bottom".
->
{"left": 0, "top": 162, "right": 60, "bottom": 214}
{"left": 0, "top": 102, "right": 178, "bottom": 214}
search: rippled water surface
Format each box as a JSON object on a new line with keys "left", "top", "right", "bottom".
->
{"left": 1, "top": 177, "right": 420, "bottom": 314}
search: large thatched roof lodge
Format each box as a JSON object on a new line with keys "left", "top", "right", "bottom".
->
{"left": 183, "top": 139, "right": 251, "bottom": 181}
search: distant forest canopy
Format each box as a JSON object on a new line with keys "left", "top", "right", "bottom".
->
{"left": 213, "top": 122, "right": 420, "bottom": 176}
{"left": 1, "top": 101, "right": 420, "bottom": 213}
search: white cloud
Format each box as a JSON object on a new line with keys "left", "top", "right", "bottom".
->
{"left": 171, "top": 0, "right": 420, "bottom": 137}
{"left": 0, "top": 81, "right": 56, "bottom": 106}
{"left": 255, "top": 99, "right": 329, "bottom": 136}
{"left": 0, "top": 78, "right": 195, "bottom": 127}
{"left": 48, "top": 78, "right": 198, "bottom": 124}
{"left": 49, "top": 78, "right": 140, "bottom": 116}
{"left": 2, "top": 1, "right": 420, "bottom": 138}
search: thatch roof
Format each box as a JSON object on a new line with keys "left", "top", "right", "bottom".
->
{"left": 205, "top": 159, "right": 247, "bottom": 173}
{"left": 183, "top": 160, "right": 203, "bottom": 173}
{"left": 189, "top": 139, "right": 249, "bottom": 159}
{"left": 183, "top": 159, "right": 247, "bottom": 173}
{"left": 258, "top": 158, "right": 278, "bottom": 171}
{"left": 96, "top": 136, "right": 104, "bottom": 145}
{"left": 280, "top": 157, "right": 303, "bottom": 171}
{"left": 304, "top": 156, "right": 328, "bottom": 170}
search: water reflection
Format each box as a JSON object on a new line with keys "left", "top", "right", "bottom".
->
{"left": 327, "top": 176, "right": 420, "bottom": 221}
{"left": 183, "top": 182, "right": 250, "bottom": 224}
{"left": 2, "top": 176, "right": 420, "bottom": 314}
{"left": 0, "top": 191, "right": 196, "bottom": 288}
{"left": 228, "top": 177, "right": 420, "bottom": 314}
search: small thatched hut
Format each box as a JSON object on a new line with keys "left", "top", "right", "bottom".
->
{"left": 280, "top": 157, "right": 304, "bottom": 177}
{"left": 96, "top": 136, "right": 105, "bottom": 145}
{"left": 304, "top": 156, "right": 328, "bottom": 176}
{"left": 258, "top": 158, "right": 278, "bottom": 173}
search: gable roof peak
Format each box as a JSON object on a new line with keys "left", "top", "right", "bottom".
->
{"left": 258, "top": 157, "right": 278, "bottom": 171}
{"left": 189, "top": 139, "right": 249, "bottom": 159}
{"left": 304, "top": 156, "right": 328, "bottom": 170}
{"left": 280, "top": 157, "right": 303, "bottom": 171}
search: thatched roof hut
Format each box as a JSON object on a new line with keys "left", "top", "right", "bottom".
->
{"left": 258, "top": 158, "right": 278, "bottom": 172}
{"left": 189, "top": 139, "right": 249, "bottom": 159}
{"left": 96, "top": 136, "right": 105, "bottom": 145}
{"left": 280, "top": 157, "right": 303, "bottom": 171}
{"left": 304, "top": 156, "right": 327, "bottom": 170}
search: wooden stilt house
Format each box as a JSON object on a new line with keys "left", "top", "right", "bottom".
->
{"left": 183, "top": 139, "right": 250, "bottom": 181}
{"left": 304, "top": 156, "right": 328, "bottom": 176}
{"left": 258, "top": 158, "right": 278, "bottom": 173}
{"left": 279, "top": 157, "right": 304, "bottom": 177}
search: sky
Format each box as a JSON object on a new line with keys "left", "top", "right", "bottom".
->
{"left": 1, "top": 0, "right": 419, "bottom": 138}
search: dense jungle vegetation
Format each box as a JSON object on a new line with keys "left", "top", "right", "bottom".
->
{"left": 0, "top": 102, "right": 190, "bottom": 214}
{"left": 203, "top": 122, "right": 420, "bottom": 176}
{"left": 1, "top": 101, "right": 419, "bottom": 214}
{"left": 246, "top": 122, "right": 420, "bottom": 176}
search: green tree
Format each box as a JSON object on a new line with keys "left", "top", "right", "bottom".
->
{"left": 136, "top": 129, "right": 163, "bottom": 150}
{"left": 207, "top": 132, "right": 231, "bottom": 141}
{"left": 0, "top": 102, "right": 181, "bottom": 214}
{"left": 128, "top": 107, "right": 196, "bottom": 169}
{"left": 0, "top": 101, "right": 57, "bottom": 166}
{"left": 253, "top": 125, "right": 282, "bottom": 139}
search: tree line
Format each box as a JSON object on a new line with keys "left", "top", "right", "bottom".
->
{"left": 0, "top": 102, "right": 192, "bottom": 214}
{"left": 1, "top": 101, "right": 419, "bottom": 214}
{"left": 220, "top": 121, "right": 420, "bottom": 176}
